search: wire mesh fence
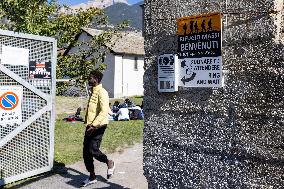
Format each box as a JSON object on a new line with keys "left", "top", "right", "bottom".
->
{"left": 0, "top": 30, "right": 56, "bottom": 186}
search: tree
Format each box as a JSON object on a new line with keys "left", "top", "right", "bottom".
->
{"left": 0, "top": 0, "right": 128, "bottom": 86}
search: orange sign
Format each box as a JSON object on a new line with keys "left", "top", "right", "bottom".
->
{"left": 177, "top": 12, "right": 221, "bottom": 35}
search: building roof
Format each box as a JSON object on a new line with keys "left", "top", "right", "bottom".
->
{"left": 82, "top": 27, "right": 145, "bottom": 56}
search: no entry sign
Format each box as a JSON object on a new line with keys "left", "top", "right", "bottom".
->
{"left": 0, "top": 92, "right": 19, "bottom": 110}
{"left": 0, "top": 86, "right": 23, "bottom": 125}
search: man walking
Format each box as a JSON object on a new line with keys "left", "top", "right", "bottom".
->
{"left": 82, "top": 70, "right": 115, "bottom": 187}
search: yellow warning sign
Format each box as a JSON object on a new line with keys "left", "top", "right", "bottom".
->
{"left": 177, "top": 12, "right": 223, "bottom": 88}
{"left": 177, "top": 12, "right": 221, "bottom": 35}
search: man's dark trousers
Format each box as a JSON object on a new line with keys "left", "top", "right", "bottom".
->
{"left": 83, "top": 125, "right": 108, "bottom": 173}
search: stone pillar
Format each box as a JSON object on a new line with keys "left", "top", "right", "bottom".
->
{"left": 143, "top": 0, "right": 284, "bottom": 188}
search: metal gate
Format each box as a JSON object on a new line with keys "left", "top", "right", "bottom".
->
{"left": 0, "top": 29, "right": 56, "bottom": 185}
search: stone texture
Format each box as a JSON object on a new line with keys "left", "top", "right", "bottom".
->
{"left": 143, "top": 0, "right": 284, "bottom": 188}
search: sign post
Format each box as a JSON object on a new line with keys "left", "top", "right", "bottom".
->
{"left": 177, "top": 13, "right": 223, "bottom": 87}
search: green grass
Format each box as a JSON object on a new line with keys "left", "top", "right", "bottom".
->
{"left": 55, "top": 96, "right": 88, "bottom": 115}
{"left": 55, "top": 113, "right": 144, "bottom": 165}
{"left": 4, "top": 96, "right": 144, "bottom": 188}
{"left": 55, "top": 96, "right": 144, "bottom": 115}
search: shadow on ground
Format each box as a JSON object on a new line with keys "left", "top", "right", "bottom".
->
{"left": 4, "top": 161, "right": 128, "bottom": 189}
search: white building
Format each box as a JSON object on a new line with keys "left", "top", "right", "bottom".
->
{"left": 65, "top": 28, "right": 145, "bottom": 98}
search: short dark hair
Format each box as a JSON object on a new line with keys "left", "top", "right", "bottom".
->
{"left": 90, "top": 70, "right": 103, "bottom": 83}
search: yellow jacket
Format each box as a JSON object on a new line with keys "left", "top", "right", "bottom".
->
{"left": 85, "top": 84, "right": 109, "bottom": 128}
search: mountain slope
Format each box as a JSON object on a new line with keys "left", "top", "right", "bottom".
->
{"left": 70, "top": 0, "right": 128, "bottom": 10}
{"left": 105, "top": 1, "right": 143, "bottom": 30}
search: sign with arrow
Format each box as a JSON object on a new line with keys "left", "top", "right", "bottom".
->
{"left": 177, "top": 12, "right": 223, "bottom": 87}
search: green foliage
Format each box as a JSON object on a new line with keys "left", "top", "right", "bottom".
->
{"left": 55, "top": 81, "right": 70, "bottom": 95}
{"left": 0, "top": 0, "right": 128, "bottom": 85}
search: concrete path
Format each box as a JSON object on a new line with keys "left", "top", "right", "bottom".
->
{"left": 12, "top": 144, "right": 147, "bottom": 189}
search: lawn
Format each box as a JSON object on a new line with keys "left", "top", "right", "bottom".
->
{"left": 55, "top": 95, "right": 143, "bottom": 115}
{"left": 4, "top": 97, "right": 144, "bottom": 188}
{"left": 55, "top": 96, "right": 144, "bottom": 165}
{"left": 55, "top": 113, "right": 144, "bottom": 165}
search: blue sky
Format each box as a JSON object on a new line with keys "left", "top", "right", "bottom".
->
{"left": 58, "top": 0, "right": 141, "bottom": 6}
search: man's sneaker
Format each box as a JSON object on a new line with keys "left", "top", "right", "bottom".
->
{"left": 81, "top": 178, "right": 97, "bottom": 187}
{"left": 107, "top": 161, "right": 115, "bottom": 179}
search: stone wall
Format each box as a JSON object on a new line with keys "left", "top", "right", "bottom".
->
{"left": 282, "top": 5, "right": 284, "bottom": 41}
{"left": 143, "top": 0, "right": 284, "bottom": 188}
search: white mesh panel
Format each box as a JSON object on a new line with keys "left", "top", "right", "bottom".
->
{"left": 0, "top": 30, "right": 56, "bottom": 185}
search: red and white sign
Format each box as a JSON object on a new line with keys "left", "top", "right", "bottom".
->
{"left": 0, "top": 86, "right": 23, "bottom": 125}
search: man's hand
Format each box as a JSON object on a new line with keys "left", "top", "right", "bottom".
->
{"left": 85, "top": 125, "right": 96, "bottom": 136}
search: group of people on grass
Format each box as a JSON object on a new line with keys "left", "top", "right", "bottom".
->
{"left": 108, "top": 99, "right": 144, "bottom": 121}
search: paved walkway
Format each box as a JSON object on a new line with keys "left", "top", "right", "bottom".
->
{"left": 12, "top": 144, "right": 147, "bottom": 189}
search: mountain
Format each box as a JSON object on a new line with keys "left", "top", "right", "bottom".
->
{"left": 63, "top": 0, "right": 144, "bottom": 31}
{"left": 104, "top": 1, "right": 144, "bottom": 30}
{"left": 67, "top": 0, "right": 128, "bottom": 11}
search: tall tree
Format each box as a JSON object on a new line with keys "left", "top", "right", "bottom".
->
{"left": 0, "top": 0, "right": 127, "bottom": 85}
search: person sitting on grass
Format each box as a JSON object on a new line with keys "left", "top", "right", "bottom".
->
{"left": 116, "top": 106, "right": 130, "bottom": 121}
{"left": 129, "top": 105, "right": 144, "bottom": 120}
{"left": 108, "top": 103, "right": 115, "bottom": 121}
{"left": 119, "top": 100, "right": 128, "bottom": 109}
{"left": 112, "top": 101, "right": 120, "bottom": 113}
{"left": 124, "top": 98, "right": 135, "bottom": 107}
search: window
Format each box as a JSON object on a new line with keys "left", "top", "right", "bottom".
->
{"left": 134, "top": 57, "right": 138, "bottom": 71}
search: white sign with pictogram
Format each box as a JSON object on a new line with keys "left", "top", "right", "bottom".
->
{"left": 0, "top": 86, "right": 23, "bottom": 125}
{"left": 158, "top": 54, "right": 179, "bottom": 92}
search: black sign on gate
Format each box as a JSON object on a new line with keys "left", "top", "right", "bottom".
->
{"left": 29, "top": 60, "right": 52, "bottom": 79}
